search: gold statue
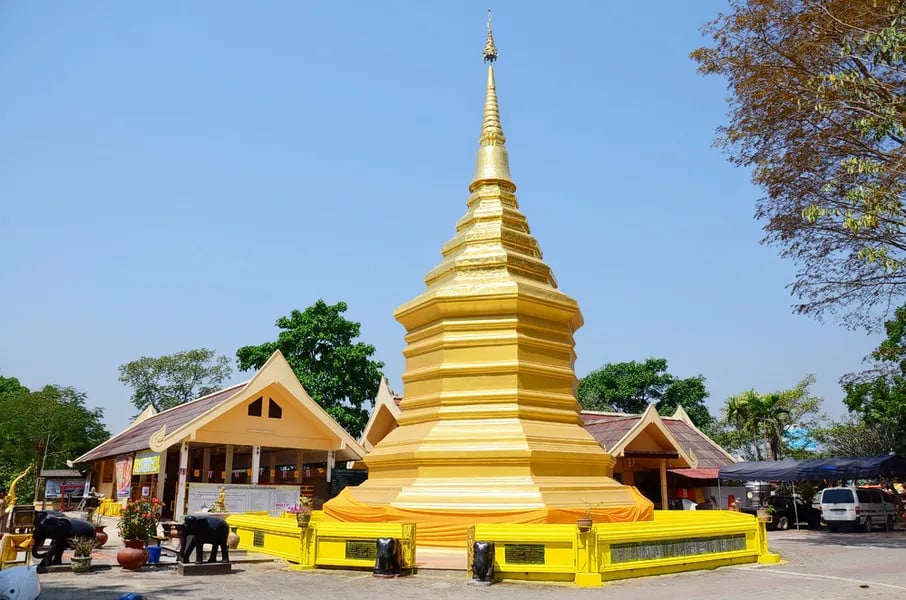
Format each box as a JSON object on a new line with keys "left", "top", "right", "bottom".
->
{"left": 5, "top": 465, "right": 33, "bottom": 507}
{"left": 210, "top": 486, "right": 227, "bottom": 513}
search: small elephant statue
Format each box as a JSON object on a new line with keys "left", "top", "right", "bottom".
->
{"left": 31, "top": 512, "right": 95, "bottom": 571}
{"left": 373, "top": 537, "right": 402, "bottom": 577}
{"left": 471, "top": 540, "right": 495, "bottom": 583}
{"left": 180, "top": 515, "right": 229, "bottom": 564}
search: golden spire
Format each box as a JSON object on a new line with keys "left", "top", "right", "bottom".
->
{"left": 483, "top": 9, "right": 498, "bottom": 63}
{"left": 472, "top": 8, "right": 512, "bottom": 189}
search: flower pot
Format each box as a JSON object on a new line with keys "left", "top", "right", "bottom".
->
{"left": 227, "top": 532, "right": 240, "bottom": 549}
{"left": 576, "top": 517, "right": 593, "bottom": 532}
{"left": 71, "top": 556, "right": 92, "bottom": 573}
{"left": 117, "top": 541, "right": 148, "bottom": 570}
{"left": 94, "top": 525, "right": 108, "bottom": 547}
{"left": 296, "top": 513, "right": 311, "bottom": 527}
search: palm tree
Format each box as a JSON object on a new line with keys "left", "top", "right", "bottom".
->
{"left": 724, "top": 375, "right": 821, "bottom": 461}
{"left": 759, "top": 392, "right": 791, "bottom": 461}
{"left": 726, "top": 389, "right": 769, "bottom": 460}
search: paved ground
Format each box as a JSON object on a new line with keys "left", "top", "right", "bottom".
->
{"left": 33, "top": 524, "right": 906, "bottom": 600}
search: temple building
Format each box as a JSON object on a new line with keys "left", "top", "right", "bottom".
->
{"left": 582, "top": 405, "right": 737, "bottom": 509}
{"left": 323, "top": 18, "right": 653, "bottom": 546}
{"left": 73, "top": 351, "right": 365, "bottom": 517}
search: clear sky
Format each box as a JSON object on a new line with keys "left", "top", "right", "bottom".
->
{"left": 0, "top": 1, "right": 881, "bottom": 435}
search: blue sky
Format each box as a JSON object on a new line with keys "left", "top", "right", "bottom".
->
{"left": 0, "top": 1, "right": 881, "bottom": 435}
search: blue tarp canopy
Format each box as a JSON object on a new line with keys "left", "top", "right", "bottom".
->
{"left": 718, "top": 455, "right": 906, "bottom": 481}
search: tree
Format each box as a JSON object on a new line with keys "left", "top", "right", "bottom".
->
{"left": 659, "top": 375, "right": 714, "bottom": 431}
{"left": 715, "top": 375, "right": 824, "bottom": 461}
{"left": 840, "top": 302, "right": 906, "bottom": 441}
{"left": 118, "top": 348, "right": 232, "bottom": 412}
{"left": 236, "top": 300, "right": 384, "bottom": 437}
{"left": 692, "top": 1, "right": 906, "bottom": 328}
{"left": 812, "top": 416, "right": 903, "bottom": 456}
{"left": 578, "top": 358, "right": 714, "bottom": 429}
{"left": 0, "top": 379, "right": 109, "bottom": 504}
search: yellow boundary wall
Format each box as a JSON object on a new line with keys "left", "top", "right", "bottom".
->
{"left": 228, "top": 511, "right": 417, "bottom": 571}
{"left": 228, "top": 510, "right": 778, "bottom": 587}
{"left": 470, "top": 510, "right": 778, "bottom": 587}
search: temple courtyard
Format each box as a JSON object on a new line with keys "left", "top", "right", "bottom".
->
{"left": 36, "top": 527, "right": 906, "bottom": 599}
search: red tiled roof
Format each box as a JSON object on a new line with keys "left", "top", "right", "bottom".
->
{"left": 581, "top": 414, "right": 638, "bottom": 451}
{"left": 668, "top": 468, "right": 721, "bottom": 480}
{"left": 578, "top": 410, "right": 735, "bottom": 469}
{"left": 662, "top": 419, "right": 734, "bottom": 469}
{"left": 74, "top": 383, "right": 246, "bottom": 464}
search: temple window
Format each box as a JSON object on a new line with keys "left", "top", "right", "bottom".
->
{"left": 268, "top": 398, "right": 282, "bottom": 419}
{"left": 248, "top": 397, "right": 263, "bottom": 417}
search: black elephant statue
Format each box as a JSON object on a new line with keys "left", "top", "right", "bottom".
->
{"left": 180, "top": 515, "right": 229, "bottom": 564}
{"left": 471, "top": 540, "right": 495, "bottom": 583}
{"left": 373, "top": 537, "right": 402, "bottom": 577}
{"left": 31, "top": 512, "right": 95, "bottom": 571}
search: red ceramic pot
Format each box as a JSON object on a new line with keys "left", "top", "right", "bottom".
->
{"left": 94, "top": 525, "right": 108, "bottom": 548}
{"left": 117, "top": 541, "right": 148, "bottom": 570}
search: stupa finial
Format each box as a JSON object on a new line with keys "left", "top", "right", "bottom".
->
{"left": 483, "top": 9, "right": 498, "bottom": 63}
{"left": 472, "top": 8, "right": 512, "bottom": 188}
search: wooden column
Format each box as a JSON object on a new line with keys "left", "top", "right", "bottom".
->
{"left": 326, "top": 450, "right": 335, "bottom": 483}
{"left": 659, "top": 459, "right": 669, "bottom": 510}
{"left": 155, "top": 446, "right": 168, "bottom": 500}
{"left": 224, "top": 445, "right": 234, "bottom": 484}
{"left": 174, "top": 441, "right": 189, "bottom": 517}
{"left": 201, "top": 448, "right": 211, "bottom": 483}
{"left": 251, "top": 445, "right": 261, "bottom": 485}
{"left": 269, "top": 454, "right": 277, "bottom": 483}
{"left": 295, "top": 451, "right": 304, "bottom": 483}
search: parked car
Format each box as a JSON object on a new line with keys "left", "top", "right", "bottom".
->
{"left": 740, "top": 496, "right": 821, "bottom": 530}
{"left": 817, "top": 486, "right": 897, "bottom": 532}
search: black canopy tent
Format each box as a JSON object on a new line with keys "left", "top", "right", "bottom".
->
{"left": 718, "top": 455, "right": 906, "bottom": 482}
{"left": 716, "top": 455, "right": 906, "bottom": 530}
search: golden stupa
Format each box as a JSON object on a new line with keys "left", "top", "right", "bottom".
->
{"left": 324, "top": 14, "right": 652, "bottom": 547}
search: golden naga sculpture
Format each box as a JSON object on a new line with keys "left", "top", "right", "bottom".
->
{"left": 5, "top": 465, "right": 33, "bottom": 507}
{"left": 210, "top": 486, "right": 228, "bottom": 513}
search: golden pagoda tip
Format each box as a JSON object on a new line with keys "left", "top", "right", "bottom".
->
{"left": 483, "top": 8, "right": 498, "bottom": 63}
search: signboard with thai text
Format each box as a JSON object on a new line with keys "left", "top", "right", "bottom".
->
{"left": 186, "top": 483, "right": 300, "bottom": 515}
{"left": 132, "top": 450, "right": 161, "bottom": 475}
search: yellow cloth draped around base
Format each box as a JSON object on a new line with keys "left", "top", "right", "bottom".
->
{"left": 322, "top": 485, "right": 654, "bottom": 548}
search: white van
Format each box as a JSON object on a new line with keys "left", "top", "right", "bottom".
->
{"left": 818, "top": 486, "right": 897, "bottom": 532}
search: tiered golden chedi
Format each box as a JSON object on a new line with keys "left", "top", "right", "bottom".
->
{"left": 324, "top": 20, "right": 652, "bottom": 547}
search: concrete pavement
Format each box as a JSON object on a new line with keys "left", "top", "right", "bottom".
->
{"left": 35, "top": 523, "right": 906, "bottom": 599}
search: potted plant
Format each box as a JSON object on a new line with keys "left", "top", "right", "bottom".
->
{"left": 286, "top": 496, "right": 313, "bottom": 527}
{"left": 115, "top": 497, "right": 163, "bottom": 569}
{"left": 70, "top": 537, "right": 97, "bottom": 573}
{"left": 90, "top": 509, "right": 109, "bottom": 547}
{"left": 577, "top": 502, "right": 600, "bottom": 532}
{"left": 576, "top": 510, "right": 593, "bottom": 532}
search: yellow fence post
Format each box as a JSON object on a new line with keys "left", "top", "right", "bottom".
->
{"left": 755, "top": 518, "right": 781, "bottom": 564}
{"left": 574, "top": 525, "right": 602, "bottom": 588}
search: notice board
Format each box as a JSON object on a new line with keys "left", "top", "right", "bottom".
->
{"left": 186, "top": 483, "right": 300, "bottom": 515}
